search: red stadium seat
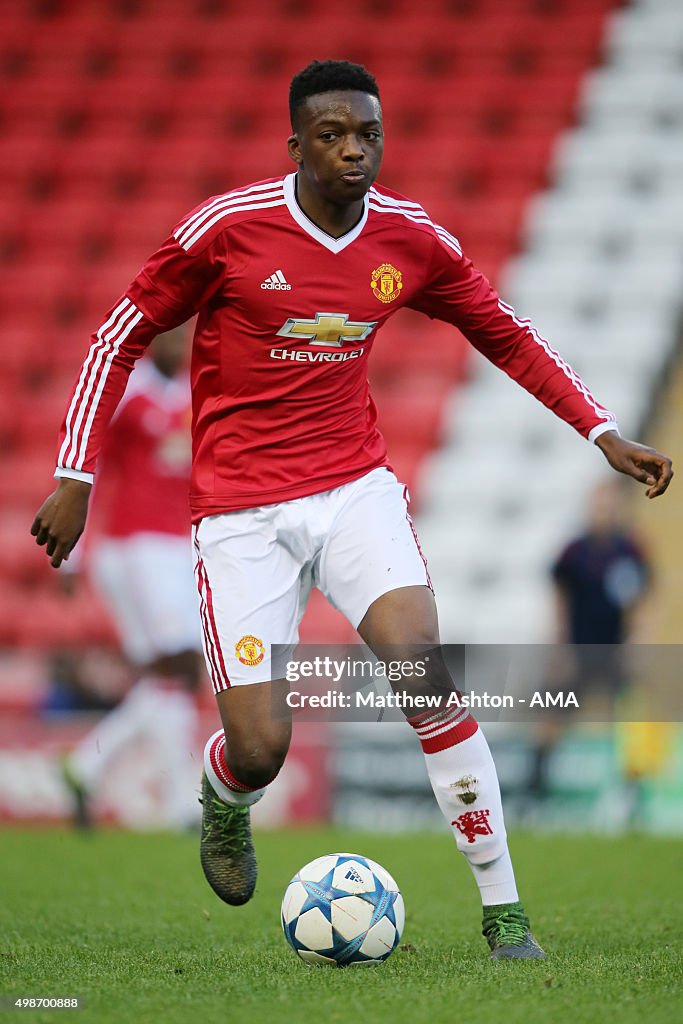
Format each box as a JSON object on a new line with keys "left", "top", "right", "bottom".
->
{"left": 0, "top": 587, "right": 27, "bottom": 646}
{"left": 15, "top": 385, "right": 72, "bottom": 452}
{"left": 0, "top": 449, "right": 56, "bottom": 509}
{"left": 0, "top": 510, "right": 54, "bottom": 587}
{"left": 3, "top": 137, "right": 62, "bottom": 201}
{"left": 19, "top": 197, "right": 109, "bottom": 264}
{"left": 14, "top": 584, "right": 118, "bottom": 650}
{"left": 0, "top": 76, "right": 87, "bottom": 133}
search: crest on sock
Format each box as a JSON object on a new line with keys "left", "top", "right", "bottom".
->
{"left": 451, "top": 809, "right": 493, "bottom": 844}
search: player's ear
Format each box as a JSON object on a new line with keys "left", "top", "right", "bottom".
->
{"left": 288, "top": 133, "right": 303, "bottom": 165}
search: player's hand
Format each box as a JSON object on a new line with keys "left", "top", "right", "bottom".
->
{"left": 595, "top": 431, "right": 673, "bottom": 498}
{"left": 30, "top": 477, "right": 92, "bottom": 568}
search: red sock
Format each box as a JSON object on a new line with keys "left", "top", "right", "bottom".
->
{"left": 408, "top": 703, "right": 479, "bottom": 753}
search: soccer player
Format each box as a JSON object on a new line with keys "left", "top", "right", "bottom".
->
{"left": 61, "top": 329, "right": 203, "bottom": 829}
{"left": 32, "top": 60, "right": 672, "bottom": 959}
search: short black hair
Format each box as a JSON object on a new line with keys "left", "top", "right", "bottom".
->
{"left": 289, "top": 60, "right": 380, "bottom": 127}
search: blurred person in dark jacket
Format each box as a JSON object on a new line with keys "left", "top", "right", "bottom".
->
{"left": 530, "top": 481, "right": 651, "bottom": 802}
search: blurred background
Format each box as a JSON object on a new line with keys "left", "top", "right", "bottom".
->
{"left": 1, "top": 0, "right": 681, "bottom": 834}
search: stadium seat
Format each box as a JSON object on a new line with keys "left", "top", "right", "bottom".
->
{"left": 15, "top": 386, "right": 71, "bottom": 452}
{"left": 3, "top": 137, "right": 62, "bottom": 201}
{"left": 0, "top": 510, "right": 53, "bottom": 587}
{"left": 0, "top": 449, "right": 55, "bottom": 507}
{"left": 14, "top": 584, "right": 119, "bottom": 650}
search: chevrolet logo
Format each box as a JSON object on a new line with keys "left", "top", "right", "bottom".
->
{"left": 276, "top": 312, "right": 378, "bottom": 347}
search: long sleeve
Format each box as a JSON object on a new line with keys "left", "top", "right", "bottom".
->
{"left": 56, "top": 221, "right": 227, "bottom": 482}
{"left": 409, "top": 232, "right": 618, "bottom": 442}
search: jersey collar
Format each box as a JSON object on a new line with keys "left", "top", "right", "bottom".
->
{"left": 284, "top": 173, "right": 369, "bottom": 254}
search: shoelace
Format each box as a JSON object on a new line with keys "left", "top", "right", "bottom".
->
{"left": 482, "top": 909, "right": 529, "bottom": 948}
{"left": 201, "top": 796, "right": 250, "bottom": 856}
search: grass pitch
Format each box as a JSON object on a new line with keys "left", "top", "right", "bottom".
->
{"left": 1, "top": 828, "right": 681, "bottom": 1024}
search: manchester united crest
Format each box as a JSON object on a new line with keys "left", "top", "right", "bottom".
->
{"left": 235, "top": 634, "right": 265, "bottom": 666}
{"left": 370, "top": 263, "right": 403, "bottom": 304}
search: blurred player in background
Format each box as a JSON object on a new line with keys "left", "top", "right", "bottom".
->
{"left": 553, "top": 481, "right": 651, "bottom": 687}
{"left": 62, "top": 328, "right": 203, "bottom": 830}
{"left": 529, "top": 481, "right": 652, "bottom": 809}
{"left": 33, "top": 61, "right": 673, "bottom": 959}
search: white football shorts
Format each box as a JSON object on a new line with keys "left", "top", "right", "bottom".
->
{"left": 89, "top": 532, "right": 203, "bottom": 665}
{"left": 192, "top": 468, "right": 432, "bottom": 690}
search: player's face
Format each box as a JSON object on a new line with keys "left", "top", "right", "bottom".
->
{"left": 288, "top": 90, "right": 384, "bottom": 205}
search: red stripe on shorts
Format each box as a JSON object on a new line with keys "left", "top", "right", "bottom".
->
{"left": 403, "top": 485, "right": 433, "bottom": 591}
{"left": 193, "top": 529, "right": 231, "bottom": 693}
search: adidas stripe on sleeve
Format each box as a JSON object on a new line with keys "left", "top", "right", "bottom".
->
{"left": 56, "top": 216, "right": 227, "bottom": 483}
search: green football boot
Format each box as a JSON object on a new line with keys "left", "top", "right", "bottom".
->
{"left": 482, "top": 901, "right": 546, "bottom": 960}
{"left": 199, "top": 771, "right": 257, "bottom": 906}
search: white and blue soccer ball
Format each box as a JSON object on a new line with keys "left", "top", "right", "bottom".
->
{"left": 281, "top": 852, "right": 404, "bottom": 966}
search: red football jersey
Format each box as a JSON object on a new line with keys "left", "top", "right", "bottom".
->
{"left": 94, "top": 357, "right": 192, "bottom": 538}
{"left": 56, "top": 174, "right": 616, "bottom": 520}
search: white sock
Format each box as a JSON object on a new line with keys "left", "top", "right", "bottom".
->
{"left": 468, "top": 849, "right": 519, "bottom": 907}
{"left": 409, "top": 709, "right": 519, "bottom": 906}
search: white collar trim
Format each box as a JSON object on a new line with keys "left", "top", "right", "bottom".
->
{"left": 284, "top": 172, "right": 369, "bottom": 253}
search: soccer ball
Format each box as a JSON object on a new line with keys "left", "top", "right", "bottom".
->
{"left": 281, "top": 852, "right": 404, "bottom": 966}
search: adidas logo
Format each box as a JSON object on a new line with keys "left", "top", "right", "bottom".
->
{"left": 261, "top": 269, "right": 292, "bottom": 291}
{"left": 345, "top": 868, "right": 363, "bottom": 883}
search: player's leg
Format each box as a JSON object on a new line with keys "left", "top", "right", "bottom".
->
{"left": 63, "top": 680, "right": 151, "bottom": 828}
{"left": 320, "top": 469, "right": 545, "bottom": 959}
{"left": 211, "top": 681, "right": 291, "bottom": 794}
{"left": 63, "top": 537, "right": 158, "bottom": 825}
{"left": 197, "top": 681, "right": 292, "bottom": 906}
{"left": 68, "top": 535, "right": 205, "bottom": 828}
{"left": 358, "top": 587, "right": 544, "bottom": 958}
{"left": 193, "top": 507, "right": 307, "bottom": 905}
{"left": 121, "top": 535, "right": 205, "bottom": 828}
{"left": 138, "top": 650, "right": 201, "bottom": 829}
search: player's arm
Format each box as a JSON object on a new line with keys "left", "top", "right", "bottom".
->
{"left": 32, "top": 221, "right": 227, "bottom": 568}
{"left": 411, "top": 235, "right": 673, "bottom": 497}
{"left": 31, "top": 387, "right": 135, "bottom": 568}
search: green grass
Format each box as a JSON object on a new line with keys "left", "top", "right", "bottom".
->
{"left": 1, "top": 828, "right": 681, "bottom": 1024}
